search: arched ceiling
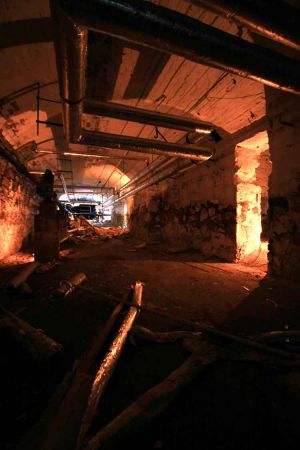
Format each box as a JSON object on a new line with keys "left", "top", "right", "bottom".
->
{"left": 0, "top": 0, "right": 272, "bottom": 190}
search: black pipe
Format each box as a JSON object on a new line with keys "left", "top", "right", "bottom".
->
{"left": 59, "top": 0, "right": 300, "bottom": 95}
{"left": 84, "top": 99, "right": 213, "bottom": 134}
{"left": 190, "top": 0, "right": 300, "bottom": 51}
{"left": 79, "top": 130, "right": 213, "bottom": 161}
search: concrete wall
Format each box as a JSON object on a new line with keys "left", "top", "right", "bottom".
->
{"left": 0, "top": 155, "right": 36, "bottom": 259}
{"left": 130, "top": 89, "right": 300, "bottom": 279}
{"left": 266, "top": 89, "right": 300, "bottom": 280}
{"left": 130, "top": 152, "right": 237, "bottom": 260}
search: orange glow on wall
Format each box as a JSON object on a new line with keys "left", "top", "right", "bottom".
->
{"left": 236, "top": 183, "right": 262, "bottom": 259}
{"left": 235, "top": 131, "right": 271, "bottom": 261}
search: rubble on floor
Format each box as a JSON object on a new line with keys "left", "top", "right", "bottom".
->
{"left": 1, "top": 240, "right": 300, "bottom": 450}
{"left": 65, "top": 216, "right": 130, "bottom": 242}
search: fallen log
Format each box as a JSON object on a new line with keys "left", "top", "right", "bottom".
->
{"left": 84, "top": 327, "right": 216, "bottom": 450}
{"left": 41, "top": 282, "right": 143, "bottom": 450}
{"left": 50, "top": 273, "right": 87, "bottom": 300}
{"left": 0, "top": 304, "right": 62, "bottom": 363}
{"left": 5, "top": 261, "right": 39, "bottom": 291}
{"left": 77, "top": 281, "right": 144, "bottom": 448}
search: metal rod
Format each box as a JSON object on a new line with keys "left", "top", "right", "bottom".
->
{"left": 77, "top": 281, "right": 143, "bottom": 448}
{"left": 36, "top": 120, "right": 64, "bottom": 127}
{"left": 79, "top": 131, "right": 213, "bottom": 161}
{"left": 29, "top": 170, "right": 72, "bottom": 175}
{"left": 60, "top": 173, "right": 71, "bottom": 203}
{"left": 36, "top": 82, "right": 40, "bottom": 136}
{"left": 189, "top": 0, "right": 300, "bottom": 52}
{"left": 84, "top": 99, "right": 214, "bottom": 134}
{"left": 37, "top": 96, "right": 62, "bottom": 104}
{"left": 59, "top": 0, "right": 300, "bottom": 95}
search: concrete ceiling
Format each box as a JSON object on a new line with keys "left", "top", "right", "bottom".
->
{"left": 0, "top": 0, "right": 270, "bottom": 189}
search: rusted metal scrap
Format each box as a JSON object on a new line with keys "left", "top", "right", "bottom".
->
{"left": 84, "top": 327, "right": 216, "bottom": 450}
{"left": 4, "top": 261, "right": 40, "bottom": 291}
{"left": 0, "top": 304, "right": 62, "bottom": 363}
{"left": 50, "top": 272, "right": 87, "bottom": 300}
{"left": 41, "top": 281, "right": 143, "bottom": 450}
{"left": 77, "top": 281, "right": 143, "bottom": 448}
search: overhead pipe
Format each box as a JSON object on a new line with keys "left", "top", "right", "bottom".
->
{"left": 36, "top": 149, "right": 148, "bottom": 161}
{"left": 103, "top": 157, "right": 185, "bottom": 208}
{"left": 104, "top": 158, "right": 203, "bottom": 208}
{"left": 102, "top": 157, "right": 173, "bottom": 206}
{"left": 54, "top": 184, "right": 113, "bottom": 191}
{"left": 50, "top": 0, "right": 87, "bottom": 143}
{"left": 119, "top": 157, "right": 168, "bottom": 193}
{"left": 79, "top": 131, "right": 213, "bottom": 161}
{"left": 189, "top": 0, "right": 300, "bottom": 52}
{"left": 84, "top": 99, "right": 214, "bottom": 134}
{"left": 59, "top": 0, "right": 300, "bottom": 95}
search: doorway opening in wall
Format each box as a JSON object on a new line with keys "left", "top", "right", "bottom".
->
{"left": 235, "top": 131, "right": 272, "bottom": 267}
{"left": 59, "top": 193, "right": 112, "bottom": 224}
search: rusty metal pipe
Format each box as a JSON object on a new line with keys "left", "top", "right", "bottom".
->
{"left": 84, "top": 99, "right": 214, "bottom": 134}
{"left": 79, "top": 131, "right": 213, "bottom": 161}
{"left": 189, "top": 0, "right": 300, "bottom": 52}
{"left": 50, "top": 0, "right": 87, "bottom": 143}
{"left": 59, "top": 0, "right": 300, "bottom": 95}
{"left": 77, "top": 281, "right": 143, "bottom": 448}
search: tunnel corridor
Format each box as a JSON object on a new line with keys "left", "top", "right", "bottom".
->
{"left": 1, "top": 1, "right": 300, "bottom": 449}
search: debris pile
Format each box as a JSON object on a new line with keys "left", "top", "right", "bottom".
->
{"left": 66, "top": 216, "right": 130, "bottom": 242}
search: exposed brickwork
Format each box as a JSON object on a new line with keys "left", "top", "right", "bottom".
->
{"left": 0, "top": 155, "right": 37, "bottom": 259}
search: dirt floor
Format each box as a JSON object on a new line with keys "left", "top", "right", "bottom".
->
{"left": 1, "top": 234, "right": 300, "bottom": 449}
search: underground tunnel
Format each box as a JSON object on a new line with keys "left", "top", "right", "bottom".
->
{"left": 1, "top": 0, "right": 300, "bottom": 449}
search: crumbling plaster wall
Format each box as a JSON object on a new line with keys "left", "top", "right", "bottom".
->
{"left": 0, "top": 155, "right": 37, "bottom": 259}
{"left": 266, "top": 89, "right": 300, "bottom": 280}
{"left": 130, "top": 152, "right": 237, "bottom": 260}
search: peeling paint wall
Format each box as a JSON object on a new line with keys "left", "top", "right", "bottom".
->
{"left": 0, "top": 155, "right": 37, "bottom": 259}
{"left": 266, "top": 89, "right": 300, "bottom": 280}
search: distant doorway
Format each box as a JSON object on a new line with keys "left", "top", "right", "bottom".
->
{"left": 235, "top": 131, "right": 272, "bottom": 265}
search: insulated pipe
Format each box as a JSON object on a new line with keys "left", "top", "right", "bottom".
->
{"left": 36, "top": 150, "right": 148, "bottom": 161}
{"left": 119, "top": 157, "right": 169, "bottom": 193}
{"left": 105, "top": 159, "right": 200, "bottom": 208}
{"left": 84, "top": 99, "right": 214, "bottom": 134}
{"left": 189, "top": 0, "right": 300, "bottom": 52}
{"left": 59, "top": 0, "right": 300, "bottom": 95}
{"left": 50, "top": 0, "right": 87, "bottom": 142}
{"left": 102, "top": 157, "right": 172, "bottom": 206}
{"left": 79, "top": 131, "right": 213, "bottom": 161}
